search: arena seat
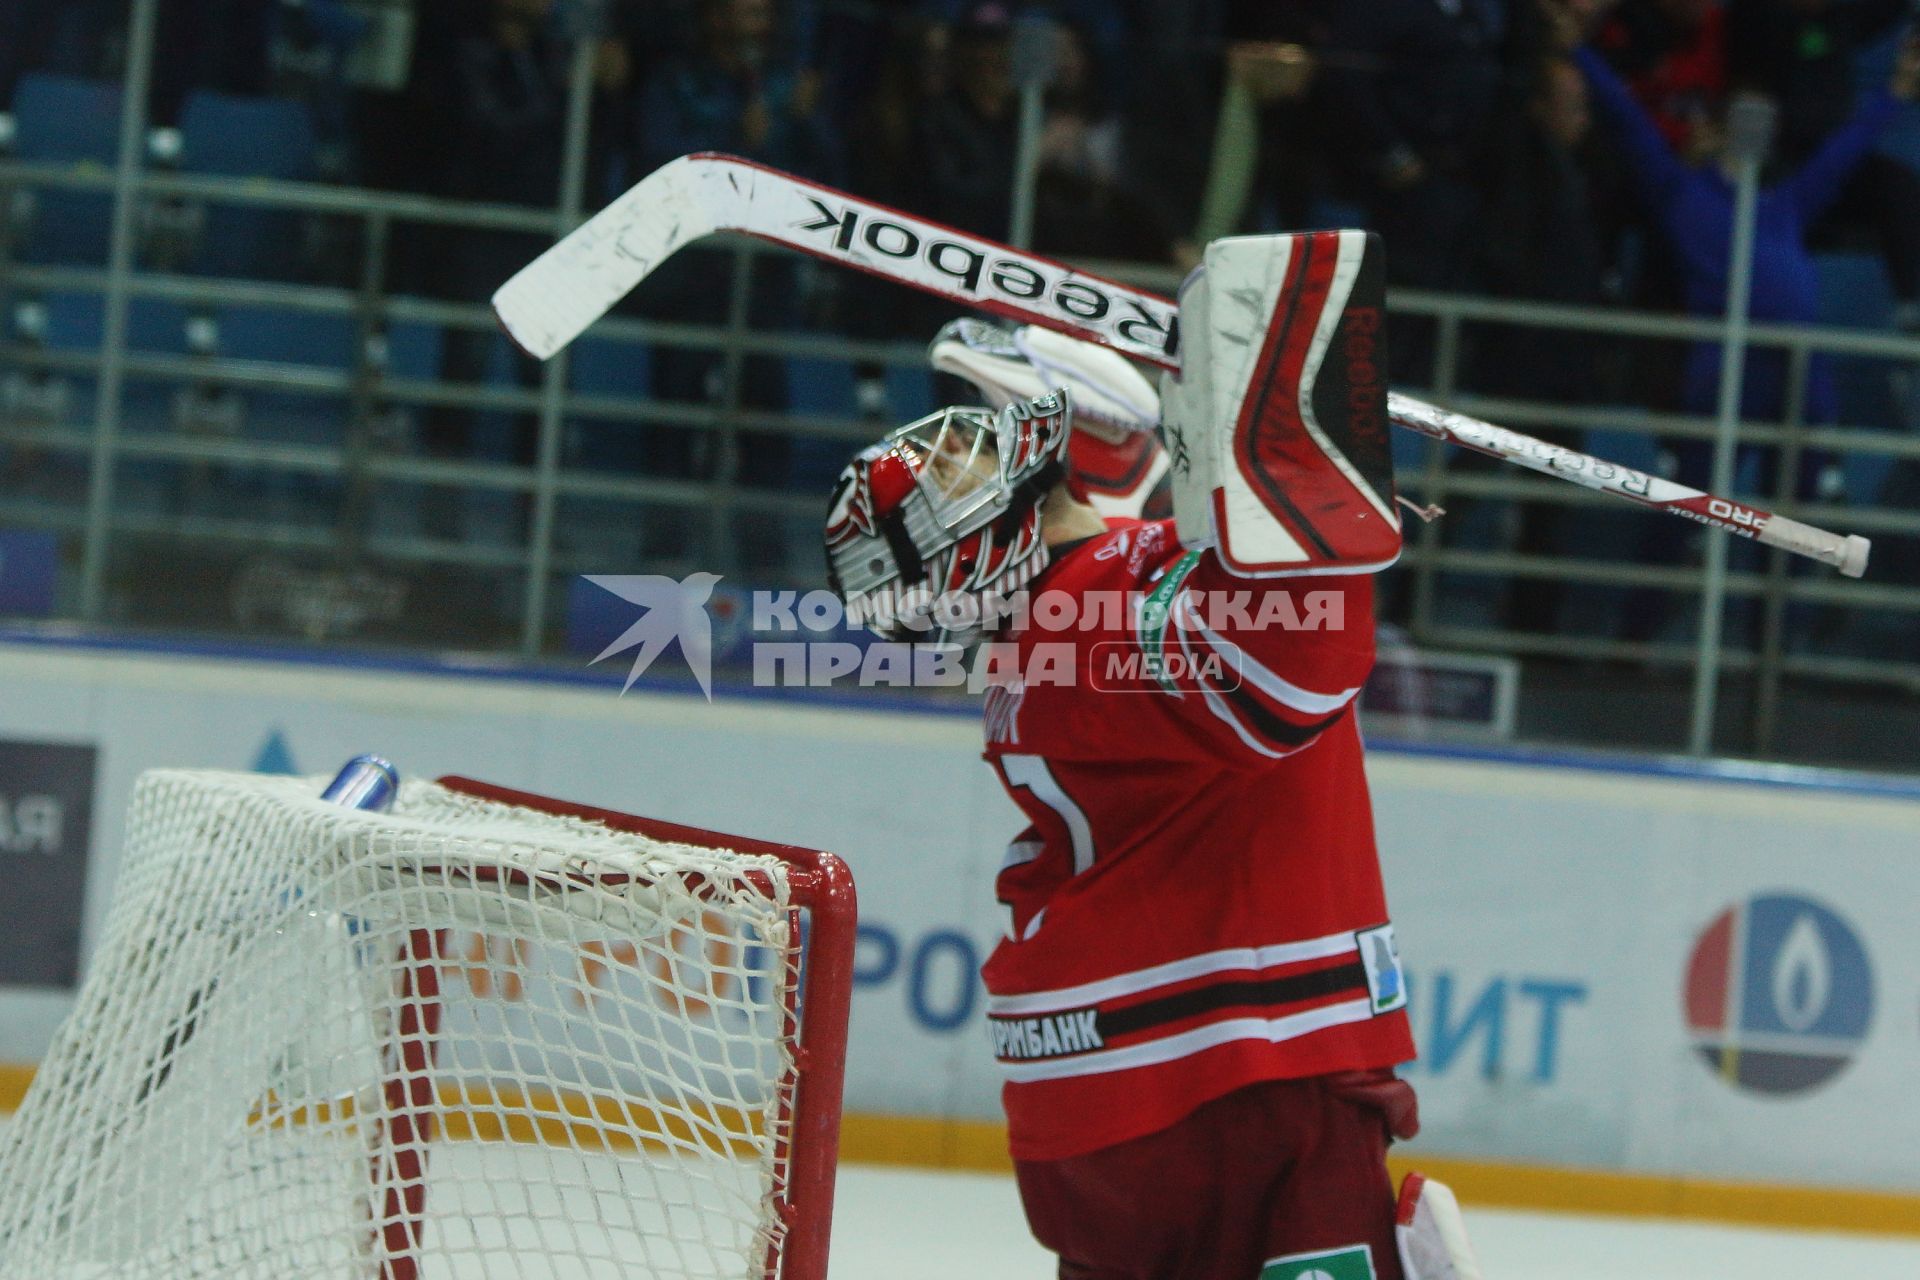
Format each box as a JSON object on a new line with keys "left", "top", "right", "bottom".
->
{"left": 568, "top": 334, "right": 653, "bottom": 473}
{"left": 9, "top": 74, "right": 121, "bottom": 265}
{"left": 178, "top": 91, "right": 317, "bottom": 278}
{"left": 1814, "top": 251, "right": 1902, "bottom": 504}
{"left": 213, "top": 304, "right": 355, "bottom": 446}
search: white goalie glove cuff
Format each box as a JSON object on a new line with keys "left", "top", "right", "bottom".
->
{"left": 929, "top": 318, "right": 1160, "bottom": 443}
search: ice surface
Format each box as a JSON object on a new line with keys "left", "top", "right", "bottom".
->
{"left": 6, "top": 1114, "right": 1917, "bottom": 1278}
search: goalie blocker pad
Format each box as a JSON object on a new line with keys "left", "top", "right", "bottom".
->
{"left": 1164, "top": 231, "right": 1400, "bottom": 575}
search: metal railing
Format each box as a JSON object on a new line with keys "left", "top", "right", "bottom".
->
{"left": 2, "top": 4, "right": 1917, "bottom": 762}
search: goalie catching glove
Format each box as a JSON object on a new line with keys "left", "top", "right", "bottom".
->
{"left": 930, "top": 318, "right": 1172, "bottom": 523}
{"left": 929, "top": 318, "right": 1159, "bottom": 442}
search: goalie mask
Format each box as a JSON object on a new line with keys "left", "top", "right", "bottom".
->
{"left": 825, "top": 391, "right": 1073, "bottom": 647}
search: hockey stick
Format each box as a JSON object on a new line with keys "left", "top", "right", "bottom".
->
{"left": 493, "top": 152, "right": 1871, "bottom": 578}
{"left": 1386, "top": 396, "right": 1869, "bottom": 577}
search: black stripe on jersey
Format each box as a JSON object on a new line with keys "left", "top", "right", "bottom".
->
{"left": 1096, "top": 960, "right": 1369, "bottom": 1042}
{"left": 1211, "top": 675, "right": 1351, "bottom": 750}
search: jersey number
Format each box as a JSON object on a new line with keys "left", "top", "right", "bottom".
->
{"left": 999, "top": 755, "right": 1096, "bottom": 875}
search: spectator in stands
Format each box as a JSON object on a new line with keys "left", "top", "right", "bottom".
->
{"left": 1728, "top": 0, "right": 1920, "bottom": 333}
{"left": 1592, "top": 0, "right": 1726, "bottom": 149}
{"left": 1577, "top": 35, "right": 1919, "bottom": 479}
{"left": 1188, "top": 32, "right": 1324, "bottom": 255}
{"left": 419, "top": 0, "right": 570, "bottom": 533}
{"left": 1319, "top": 0, "right": 1510, "bottom": 386}
{"left": 847, "top": 10, "right": 952, "bottom": 216}
{"left": 1113, "top": 0, "right": 1226, "bottom": 261}
{"left": 1030, "top": 20, "right": 1172, "bottom": 262}
{"left": 1319, "top": 0, "right": 1509, "bottom": 295}
{"left": 1470, "top": 52, "right": 1614, "bottom": 632}
{"left": 810, "top": 0, "right": 922, "bottom": 147}
{"left": 630, "top": 0, "right": 843, "bottom": 570}
{"left": 1577, "top": 32, "right": 1920, "bottom": 637}
{"left": 1476, "top": 55, "right": 1610, "bottom": 402}
{"left": 634, "top": 0, "right": 841, "bottom": 180}
{"left": 911, "top": 4, "right": 1021, "bottom": 240}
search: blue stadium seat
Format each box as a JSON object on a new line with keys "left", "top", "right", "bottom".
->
{"left": 786, "top": 357, "right": 862, "bottom": 491}
{"left": 10, "top": 74, "right": 120, "bottom": 264}
{"left": 29, "top": 291, "right": 191, "bottom": 433}
{"left": 1580, "top": 426, "right": 1665, "bottom": 478}
{"left": 1813, "top": 252, "right": 1903, "bottom": 502}
{"left": 570, "top": 335, "right": 652, "bottom": 397}
{"left": 179, "top": 92, "right": 318, "bottom": 181}
{"left": 36, "top": 291, "right": 105, "bottom": 351}
{"left": 785, "top": 355, "right": 859, "bottom": 416}
{"left": 215, "top": 304, "right": 356, "bottom": 445}
{"left": 381, "top": 319, "right": 444, "bottom": 381}
{"left": 216, "top": 305, "right": 355, "bottom": 366}
{"left": 178, "top": 91, "right": 318, "bottom": 278}
{"left": 569, "top": 335, "right": 652, "bottom": 472}
{"left": 1563, "top": 423, "right": 1669, "bottom": 582}
{"left": 883, "top": 363, "right": 936, "bottom": 421}
{"left": 1390, "top": 421, "right": 1433, "bottom": 473}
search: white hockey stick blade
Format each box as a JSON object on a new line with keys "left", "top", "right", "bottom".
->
{"left": 494, "top": 153, "right": 1872, "bottom": 577}
{"left": 493, "top": 152, "right": 1180, "bottom": 365}
{"left": 493, "top": 154, "right": 711, "bottom": 360}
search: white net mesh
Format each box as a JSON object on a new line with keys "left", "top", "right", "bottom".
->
{"left": 0, "top": 770, "right": 801, "bottom": 1279}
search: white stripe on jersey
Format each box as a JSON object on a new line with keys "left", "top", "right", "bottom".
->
{"left": 1195, "top": 617, "right": 1361, "bottom": 715}
{"left": 1176, "top": 615, "right": 1294, "bottom": 760}
{"left": 986, "top": 930, "right": 1362, "bottom": 1017}
{"left": 998, "top": 996, "right": 1378, "bottom": 1083}
{"left": 1001, "top": 754, "right": 1097, "bottom": 875}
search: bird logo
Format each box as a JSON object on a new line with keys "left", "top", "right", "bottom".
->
{"left": 584, "top": 573, "right": 722, "bottom": 700}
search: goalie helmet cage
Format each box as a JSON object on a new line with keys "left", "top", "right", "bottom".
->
{"left": 0, "top": 769, "right": 857, "bottom": 1280}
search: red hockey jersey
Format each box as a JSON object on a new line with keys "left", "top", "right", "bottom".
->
{"left": 981, "top": 518, "right": 1414, "bottom": 1161}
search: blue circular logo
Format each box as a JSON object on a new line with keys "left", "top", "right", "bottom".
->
{"left": 1683, "top": 893, "right": 1873, "bottom": 1095}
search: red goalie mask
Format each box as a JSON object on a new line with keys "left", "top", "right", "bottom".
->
{"left": 825, "top": 391, "right": 1073, "bottom": 646}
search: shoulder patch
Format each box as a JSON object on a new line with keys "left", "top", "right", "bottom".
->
{"left": 1135, "top": 549, "right": 1203, "bottom": 694}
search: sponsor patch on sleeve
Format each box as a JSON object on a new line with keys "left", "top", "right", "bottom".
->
{"left": 1356, "top": 924, "right": 1406, "bottom": 1016}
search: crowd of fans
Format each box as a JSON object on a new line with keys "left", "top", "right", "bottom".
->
{"left": 10, "top": 1, "right": 1918, "bottom": 365}
{"left": 5, "top": 0, "right": 1920, "bottom": 611}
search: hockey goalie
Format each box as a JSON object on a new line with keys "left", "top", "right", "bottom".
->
{"left": 827, "top": 231, "right": 1481, "bottom": 1280}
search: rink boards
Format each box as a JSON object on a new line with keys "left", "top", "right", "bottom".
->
{"left": 0, "top": 633, "right": 1916, "bottom": 1232}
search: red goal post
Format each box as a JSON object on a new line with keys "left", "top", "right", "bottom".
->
{"left": 434, "top": 776, "right": 859, "bottom": 1280}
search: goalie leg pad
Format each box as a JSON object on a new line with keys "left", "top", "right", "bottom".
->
{"left": 1395, "top": 1171, "right": 1485, "bottom": 1280}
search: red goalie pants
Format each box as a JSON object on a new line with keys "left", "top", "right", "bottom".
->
{"left": 1012, "top": 1070, "right": 1418, "bottom": 1280}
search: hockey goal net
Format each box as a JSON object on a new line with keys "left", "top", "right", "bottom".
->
{"left": 0, "top": 769, "right": 856, "bottom": 1280}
